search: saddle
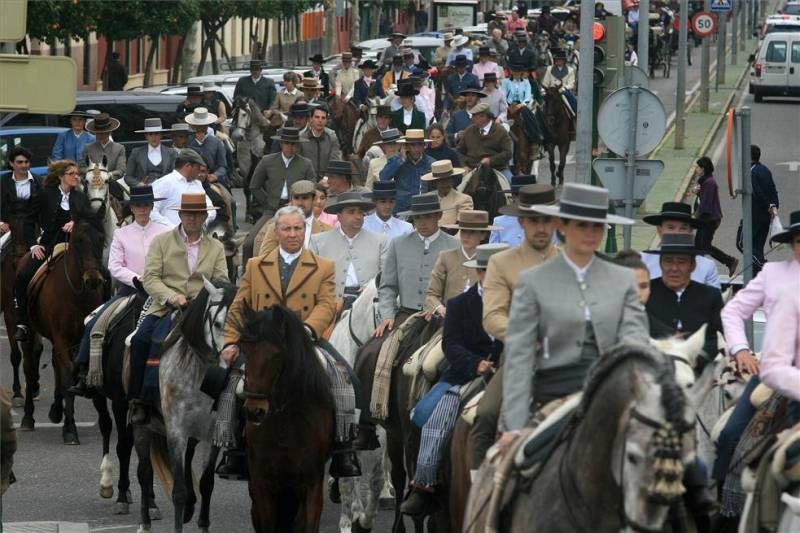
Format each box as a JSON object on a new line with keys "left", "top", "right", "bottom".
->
{"left": 27, "top": 242, "right": 69, "bottom": 302}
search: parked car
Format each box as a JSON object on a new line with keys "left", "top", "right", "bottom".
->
{"left": 0, "top": 91, "right": 186, "bottom": 154}
{"left": 0, "top": 126, "right": 67, "bottom": 177}
{"left": 749, "top": 31, "right": 800, "bottom": 101}
{"left": 357, "top": 36, "right": 444, "bottom": 64}
{"left": 781, "top": 1, "right": 800, "bottom": 15}
{"left": 760, "top": 14, "right": 800, "bottom": 39}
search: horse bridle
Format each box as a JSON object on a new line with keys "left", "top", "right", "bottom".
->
{"left": 204, "top": 299, "right": 227, "bottom": 355}
{"left": 347, "top": 295, "right": 380, "bottom": 348}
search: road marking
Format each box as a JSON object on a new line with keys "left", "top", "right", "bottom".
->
{"left": 90, "top": 526, "right": 135, "bottom": 531}
{"left": 776, "top": 161, "right": 800, "bottom": 172}
{"left": 13, "top": 421, "right": 96, "bottom": 428}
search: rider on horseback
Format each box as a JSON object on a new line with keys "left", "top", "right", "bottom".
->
{"left": 127, "top": 192, "right": 228, "bottom": 424}
{"left": 421, "top": 160, "right": 473, "bottom": 227}
{"left": 1, "top": 146, "right": 43, "bottom": 252}
{"left": 400, "top": 243, "right": 507, "bottom": 517}
{"left": 541, "top": 49, "right": 577, "bottom": 117}
{"left": 80, "top": 113, "right": 126, "bottom": 182}
{"left": 69, "top": 185, "right": 170, "bottom": 397}
{"left": 14, "top": 160, "right": 97, "bottom": 342}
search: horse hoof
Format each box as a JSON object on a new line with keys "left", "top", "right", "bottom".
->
{"left": 112, "top": 501, "right": 130, "bottom": 515}
{"left": 63, "top": 432, "right": 80, "bottom": 445}
{"left": 100, "top": 485, "right": 114, "bottom": 499}
{"left": 12, "top": 395, "right": 24, "bottom": 407}
{"left": 183, "top": 504, "right": 195, "bottom": 524}
{"left": 352, "top": 518, "right": 372, "bottom": 533}
{"left": 136, "top": 525, "right": 151, "bottom": 533}
{"left": 48, "top": 403, "right": 63, "bottom": 424}
{"left": 19, "top": 417, "right": 34, "bottom": 431}
{"left": 149, "top": 507, "right": 162, "bottom": 521}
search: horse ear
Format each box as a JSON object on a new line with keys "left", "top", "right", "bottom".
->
{"left": 685, "top": 357, "right": 717, "bottom": 409}
{"left": 202, "top": 276, "right": 218, "bottom": 298}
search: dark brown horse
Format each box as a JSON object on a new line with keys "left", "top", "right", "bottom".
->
{"left": 508, "top": 103, "right": 543, "bottom": 175}
{"left": 543, "top": 86, "right": 573, "bottom": 187}
{"left": 19, "top": 220, "right": 108, "bottom": 444}
{"left": 327, "top": 95, "right": 363, "bottom": 157}
{"left": 238, "top": 304, "right": 334, "bottom": 533}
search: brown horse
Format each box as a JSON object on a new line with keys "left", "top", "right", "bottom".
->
{"left": 19, "top": 220, "right": 108, "bottom": 444}
{"left": 508, "top": 103, "right": 544, "bottom": 175}
{"left": 327, "top": 95, "right": 363, "bottom": 157}
{"left": 238, "top": 304, "right": 334, "bottom": 533}
{"left": 543, "top": 86, "right": 573, "bottom": 187}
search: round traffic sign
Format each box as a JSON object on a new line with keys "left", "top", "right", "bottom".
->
{"left": 691, "top": 11, "right": 718, "bottom": 37}
{"left": 597, "top": 87, "right": 667, "bottom": 157}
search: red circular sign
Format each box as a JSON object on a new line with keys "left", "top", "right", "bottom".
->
{"left": 691, "top": 11, "right": 718, "bottom": 37}
{"left": 592, "top": 22, "right": 606, "bottom": 41}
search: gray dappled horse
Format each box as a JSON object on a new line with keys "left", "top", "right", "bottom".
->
{"left": 82, "top": 158, "right": 119, "bottom": 266}
{"left": 230, "top": 96, "right": 273, "bottom": 221}
{"left": 134, "top": 279, "right": 236, "bottom": 533}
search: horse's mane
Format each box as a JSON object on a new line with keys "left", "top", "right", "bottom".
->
{"left": 239, "top": 305, "right": 334, "bottom": 410}
{"left": 173, "top": 281, "right": 237, "bottom": 363}
{"left": 71, "top": 219, "right": 105, "bottom": 263}
{"left": 578, "top": 341, "right": 689, "bottom": 432}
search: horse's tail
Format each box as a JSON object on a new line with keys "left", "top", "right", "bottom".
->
{"left": 150, "top": 432, "right": 174, "bottom": 496}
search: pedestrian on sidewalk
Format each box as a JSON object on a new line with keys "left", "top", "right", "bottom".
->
{"left": 736, "top": 145, "right": 780, "bottom": 274}
{"left": 692, "top": 156, "right": 739, "bottom": 277}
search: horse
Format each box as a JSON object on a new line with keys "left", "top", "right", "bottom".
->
{"left": 1, "top": 230, "right": 33, "bottom": 405}
{"left": 204, "top": 180, "right": 243, "bottom": 282}
{"left": 542, "top": 86, "right": 572, "bottom": 187}
{"left": 534, "top": 32, "right": 553, "bottom": 80}
{"left": 508, "top": 103, "right": 546, "bottom": 176}
{"left": 235, "top": 304, "right": 334, "bottom": 532}
{"left": 457, "top": 166, "right": 510, "bottom": 223}
{"left": 19, "top": 220, "right": 108, "bottom": 444}
{"left": 82, "top": 158, "right": 120, "bottom": 265}
{"left": 137, "top": 278, "right": 236, "bottom": 533}
{"left": 327, "top": 95, "right": 363, "bottom": 158}
{"left": 464, "top": 341, "right": 709, "bottom": 533}
{"left": 230, "top": 96, "right": 273, "bottom": 221}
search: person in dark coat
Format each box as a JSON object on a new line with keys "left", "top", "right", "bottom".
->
{"left": 691, "top": 156, "right": 738, "bottom": 276}
{"left": 505, "top": 32, "right": 536, "bottom": 73}
{"left": 1, "top": 146, "right": 43, "bottom": 249}
{"left": 443, "top": 55, "right": 480, "bottom": 110}
{"left": 400, "top": 243, "right": 508, "bottom": 517}
{"left": 644, "top": 233, "right": 723, "bottom": 366}
{"left": 105, "top": 52, "right": 128, "bottom": 91}
{"left": 391, "top": 84, "right": 428, "bottom": 133}
{"left": 737, "top": 144, "right": 780, "bottom": 273}
{"left": 13, "top": 160, "right": 98, "bottom": 341}
{"left": 233, "top": 60, "right": 277, "bottom": 111}
{"left": 304, "top": 54, "right": 331, "bottom": 96}
{"left": 445, "top": 88, "right": 486, "bottom": 145}
{"left": 352, "top": 59, "right": 386, "bottom": 106}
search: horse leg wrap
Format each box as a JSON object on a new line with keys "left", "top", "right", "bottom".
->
{"left": 212, "top": 373, "right": 242, "bottom": 449}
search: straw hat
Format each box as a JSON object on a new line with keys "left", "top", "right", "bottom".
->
{"left": 184, "top": 107, "right": 218, "bottom": 126}
{"left": 421, "top": 160, "right": 466, "bottom": 182}
{"left": 498, "top": 184, "right": 556, "bottom": 217}
{"left": 398, "top": 129, "right": 430, "bottom": 144}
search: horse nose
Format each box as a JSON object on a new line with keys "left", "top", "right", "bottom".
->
{"left": 244, "top": 406, "right": 267, "bottom": 426}
{"left": 231, "top": 130, "right": 243, "bottom": 142}
{"left": 83, "top": 271, "right": 105, "bottom": 289}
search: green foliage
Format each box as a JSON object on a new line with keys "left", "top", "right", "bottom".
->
{"left": 27, "top": 0, "right": 100, "bottom": 42}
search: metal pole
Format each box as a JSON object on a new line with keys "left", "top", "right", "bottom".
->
{"left": 574, "top": 0, "right": 596, "bottom": 184}
{"left": 700, "top": 0, "right": 712, "bottom": 111}
{"left": 717, "top": 14, "right": 727, "bottom": 87}
{"left": 739, "top": 106, "right": 754, "bottom": 343}
{"left": 674, "top": 0, "right": 688, "bottom": 149}
{"left": 740, "top": 0, "right": 747, "bottom": 49}
{"left": 623, "top": 87, "right": 640, "bottom": 249}
{"left": 731, "top": 0, "right": 738, "bottom": 65}
{"left": 638, "top": 0, "right": 650, "bottom": 74}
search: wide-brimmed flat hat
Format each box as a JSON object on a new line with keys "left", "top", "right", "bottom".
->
{"left": 644, "top": 233, "right": 705, "bottom": 255}
{"left": 483, "top": 72, "right": 499, "bottom": 85}
{"left": 300, "top": 77, "right": 323, "bottom": 90}
{"left": 366, "top": 181, "right": 398, "bottom": 200}
{"left": 499, "top": 184, "right": 556, "bottom": 216}
{"left": 169, "top": 192, "right": 217, "bottom": 212}
{"left": 375, "top": 127, "right": 402, "bottom": 145}
{"left": 270, "top": 126, "right": 308, "bottom": 143}
{"left": 323, "top": 191, "right": 375, "bottom": 214}
{"left": 441, "top": 209, "right": 501, "bottom": 231}
{"left": 125, "top": 185, "right": 164, "bottom": 205}
{"left": 642, "top": 201, "right": 701, "bottom": 229}
{"left": 452, "top": 54, "right": 470, "bottom": 67}
{"left": 186, "top": 85, "right": 202, "bottom": 96}
{"left": 201, "top": 81, "right": 218, "bottom": 92}
{"left": 185, "top": 107, "right": 218, "bottom": 126}
{"left": 359, "top": 59, "right": 380, "bottom": 70}
{"left": 326, "top": 160, "right": 354, "bottom": 177}
{"left": 531, "top": 183, "right": 634, "bottom": 225}
{"left": 135, "top": 118, "right": 170, "bottom": 134}
{"left": 86, "top": 113, "right": 121, "bottom": 133}
{"left": 168, "top": 123, "right": 192, "bottom": 136}
{"left": 398, "top": 129, "right": 430, "bottom": 144}
{"left": 770, "top": 210, "right": 800, "bottom": 244}
{"left": 396, "top": 84, "right": 420, "bottom": 98}
{"left": 464, "top": 243, "right": 510, "bottom": 269}
{"left": 421, "top": 160, "right": 465, "bottom": 182}
{"left": 478, "top": 46, "right": 491, "bottom": 56}
{"left": 452, "top": 35, "right": 469, "bottom": 47}
{"left": 376, "top": 105, "right": 392, "bottom": 118}
{"left": 66, "top": 109, "right": 93, "bottom": 119}
{"left": 388, "top": 32, "right": 407, "bottom": 40}
{"left": 398, "top": 192, "right": 443, "bottom": 217}
{"left": 460, "top": 88, "right": 488, "bottom": 98}
{"left": 309, "top": 54, "right": 325, "bottom": 64}
{"left": 249, "top": 59, "right": 263, "bottom": 70}
{"left": 289, "top": 102, "right": 311, "bottom": 118}
{"left": 502, "top": 174, "right": 537, "bottom": 193}
{"left": 443, "top": 32, "right": 455, "bottom": 41}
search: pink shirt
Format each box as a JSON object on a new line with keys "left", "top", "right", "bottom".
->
{"left": 472, "top": 60, "right": 502, "bottom": 82}
{"left": 759, "top": 279, "right": 800, "bottom": 401}
{"left": 180, "top": 225, "right": 202, "bottom": 273}
{"left": 108, "top": 220, "right": 171, "bottom": 287}
{"left": 721, "top": 259, "right": 800, "bottom": 355}
{"left": 317, "top": 212, "right": 339, "bottom": 228}
{"left": 506, "top": 18, "right": 527, "bottom": 36}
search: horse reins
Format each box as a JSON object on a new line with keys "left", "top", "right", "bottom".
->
{"left": 347, "top": 295, "right": 380, "bottom": 348}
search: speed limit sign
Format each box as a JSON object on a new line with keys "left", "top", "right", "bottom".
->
{"left": 691, "top": 11, "right": 718, "bottom": 37}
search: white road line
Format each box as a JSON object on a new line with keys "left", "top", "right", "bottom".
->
{"left": 90, "top": 526, "right": 135, "bottom": 531}
{"left": 13, "top": 421, "right": 96, "bottom": 428}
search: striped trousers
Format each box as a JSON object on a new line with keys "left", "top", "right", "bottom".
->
{"left": 415, "top": 384, "right": 461, "bottom": 486}
{"left": 318, "top": 346, "right": 358, "bottom": 442}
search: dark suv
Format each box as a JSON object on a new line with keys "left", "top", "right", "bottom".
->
{"left": 0, "top": 91, "right": 186, "bottom": 154}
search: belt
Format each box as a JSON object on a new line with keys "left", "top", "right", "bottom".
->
{"left": 342, "top": 287, "right": 360, "bottom": 311}
{"left": 344, "top": 286, "right": 360, "bottom": 296}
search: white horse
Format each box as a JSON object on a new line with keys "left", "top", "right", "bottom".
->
{"left": 82, "top": 159, "right": 119, "bottom": 266}
{"left": 352, "top": 94, "right": 393, "bottom": 159}
{"left": 329, "top": 278, "right": 380, "bottom": 366}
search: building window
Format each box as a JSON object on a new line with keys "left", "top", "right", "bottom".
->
{"left": 83, "top": 40, "right": 90, "bottom": 85}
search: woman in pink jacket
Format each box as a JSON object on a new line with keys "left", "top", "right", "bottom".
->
{"left": 714, "top": 209, "right": 800, "bottom": 481}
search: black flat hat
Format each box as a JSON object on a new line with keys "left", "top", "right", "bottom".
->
{"left": 289, "top": 102, "right": 311, "bottom": 117}
{"left": 453, "top": 54, "right": 469, "bottom": 67}
{"left": 396, "top": 84, "right": 420, "bottom": 97}
{"left": 323, "top": 191, "right": 375, "bottom": 214}
{"left": 644, "top": 233, "right": 706, "bottom": 255}
{"left": 770, "top": 210, "right": 800, "bottom": 244}
{"left": 309, "top": 54, "right": 325, "bottom": 64}
{"left": 124, "top": 185, "right": 164, "bottom": 205}
{"left": 270, "top": 127, "right": 308, "bottom": 143}
{"left": 397, "top": 192, "right": 443, "bottom": 217}
{"left": 326, "top": 160, "right": 354, "bottom": 177}
{"left": 643, "top": 201, "right": 701, "bottom": 228}
{"left": 502, "top": 174, "right": 537, "bottom": 193}
{"left": 366, "top": 181, "right": 398, "bottom": 199}
{"left": 499, "top": 184, "right": 556, "bottom": 216}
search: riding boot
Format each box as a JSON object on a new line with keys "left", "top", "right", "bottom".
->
{"left": 14, "top": 299, "right": 28, "bottom": 342}
{"left": 67, "top": 363, "right": 92, "bottom": 397}
{"left": 353, "top": 423, "right": 381, "bottom": 451}
{"left": 129, "top": 399, "right": 149, "bottom": 425}
{"left": 683, "top": 460, "right": 717, "bottom": 529}
{"left": 329, "top": 441, "right": 362, "bottom": 478}
{"left": 399, "top": 486, "right": 439, "bottom": 517}
{"left": 216, "top": 446, "right": 249, "bottom": 480}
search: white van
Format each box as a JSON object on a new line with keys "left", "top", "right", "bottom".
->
{"left": 749, "top": 31, "right": 800, "bottom": 101}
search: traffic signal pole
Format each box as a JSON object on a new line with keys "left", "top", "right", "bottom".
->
{"left": 637, "top": 0, "right": 650, "bottom": 72}
{"left": 675, "top": 0, "right": 689, "bottom": 149}
{"left": 575, "top": 0, "right": 597, "bottom": 184}
{"left": 700, "top": 0, "right": 711, "bottom": 111}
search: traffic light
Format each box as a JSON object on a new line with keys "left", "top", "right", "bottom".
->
{"left": 593, "top": 16, "right": 625, "bottom": 89}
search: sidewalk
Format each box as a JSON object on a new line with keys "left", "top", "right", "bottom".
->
{"left": 609, "top": 25, "right": 764, "bottom": 252}
{"left": 3, "top": 524, "right": 90, "bottom": 533}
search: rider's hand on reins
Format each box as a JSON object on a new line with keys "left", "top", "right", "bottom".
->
{"left": 221, "top": 344, "right": 240, "bottom": 365}
{"left": 62, "top": 221, "right": 75, "bottom": 234}
{"left": 0, "top": 222, "right": 9, "bottom": 234}
{"left": 30, "top": 244, "right": 45, "bottom": 260}
{"left": 496, "top": 431, "right": 520, "bottom": 452}
{"left": 733, "top": 349, "right": 760, "bottom": 375}
{"left": 168, "top": 294, "right": 188, "bottom": 308}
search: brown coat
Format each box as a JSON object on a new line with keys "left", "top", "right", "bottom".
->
{"left": 482, "top": 242, "right": 559, "bottom": 341}
{"left": 256, "top": 216, "right": 333, "bottom": 257}
{"left": 438, "top": 189, "right": 474, "bottom": 227}
{"left": 425, "top": 247, "right": 479, "bottom": 311}
{"left": 456, "top": 122, "right": 513, "bottom": 170}
{"left": 224, "top": 248, "right": 337, "bottom": 345}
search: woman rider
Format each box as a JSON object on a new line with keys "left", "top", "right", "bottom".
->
{"left": 69, "top": 186, "right": 171, "bottom": 396}
{"left": 424, "top": 210, "right": 498, "bottom": 319}
{"left": 14, "top": 160, "right": 96, "bottom": 341}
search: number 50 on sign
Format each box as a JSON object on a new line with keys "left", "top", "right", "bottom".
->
{"left": 691, "top": 11, "right": 718, "bottom": 37}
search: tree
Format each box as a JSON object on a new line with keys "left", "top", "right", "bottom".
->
{"left": 138, "top": 0, "right": 199, "bottom": 86}
{"left": 27, "top": 0, "right": 100, "bottom": 56}
{"left": 195, "top": 0, "right": 240, "bottom": 74}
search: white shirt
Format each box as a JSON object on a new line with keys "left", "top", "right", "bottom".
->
{"left": 150, "top": 169, "right": 217, "bottom": 227}
{"left": 563, "top": 252, "right": 594, "bottom": 320}
{"left": 462, "top": 247, "right": 476, "bottom": 291}
{"left": 279, "top": 154, "right": 295, "bottom": 200}
{"left": 403, "top": 108, "right": 413, "bottom": 126}
{"left": 363, "top": 213, "right": 414, "bottom": 240}
{"left": 481, "top": 122, "right": 492, "bottom": 136}
{"left": 419, "top": 230, "right": 441, "bottom": 252}
{"left": 251, "top": 75, "right": 263, "bottom": 83}
{"left": 59, "top": 187, "right": 71, "bottom": 210}
{"left": 339, "top": 228, "right": 361, "bottom": 287}
{"left": 304, "top": 215, "right": 314, "bottom": 248}
{"left": 147, "top": 145, "right": 162, "bottom": 166}
{"left": 279, "top": 246, "right": 301, "bottom": 265}
{"left": 13, "top": 172, "right": 34, "bottom": 199}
